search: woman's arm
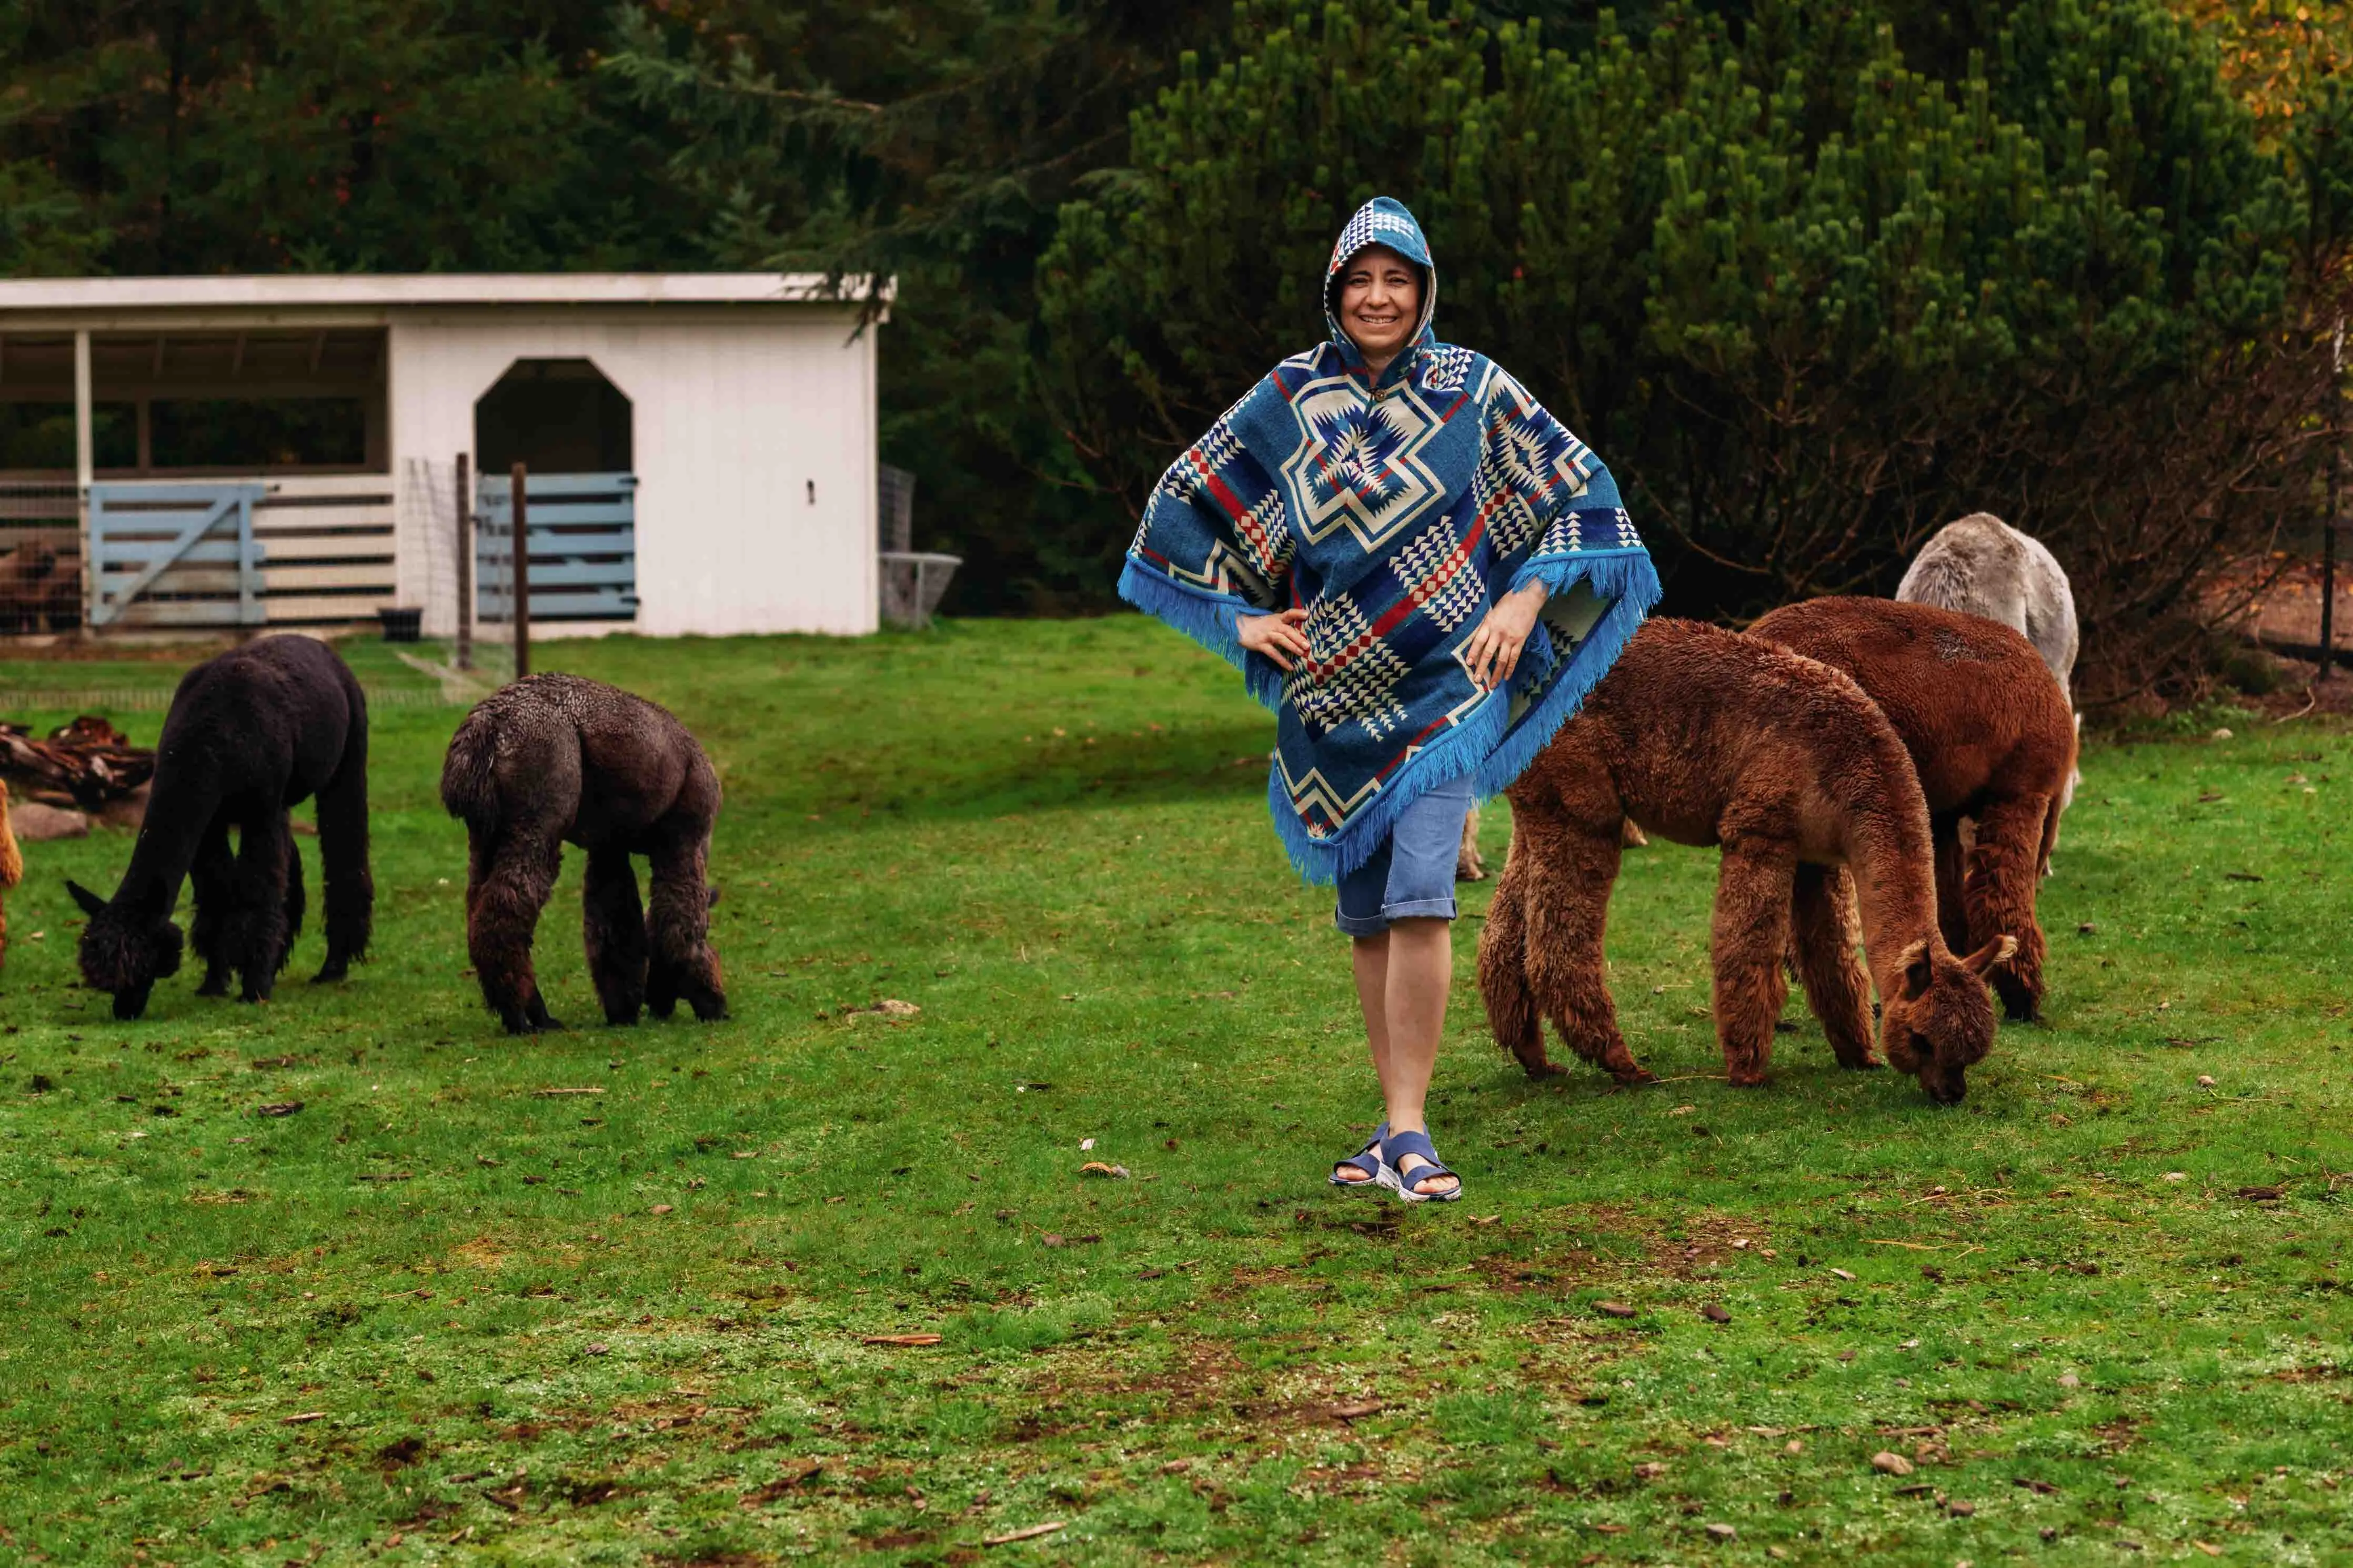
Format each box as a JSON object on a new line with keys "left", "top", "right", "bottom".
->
{"left": 1462, "top": 580, "right": 1549, "bottom": 690}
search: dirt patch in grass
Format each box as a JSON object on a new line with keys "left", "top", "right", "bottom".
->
{"left": 448, "top": 1236, "right": 510, "bottom": 1270}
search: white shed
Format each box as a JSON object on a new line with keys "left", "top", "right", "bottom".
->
{"left": 0, "top": 274, "right": 888, "bottom": 638}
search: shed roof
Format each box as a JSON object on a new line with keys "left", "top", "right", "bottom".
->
{"left": 0, "top": 273, "right": 885, "bottom": 317}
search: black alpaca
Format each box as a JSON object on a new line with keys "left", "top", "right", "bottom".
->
{"left": 440, "top": 674, "right": 726, "bottom": 1034}
{"left": 69, "top": 636, "right": 371, "bottom": 1020}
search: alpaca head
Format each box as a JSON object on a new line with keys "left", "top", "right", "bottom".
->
{"left": 67, "top": 879, "right": 183, "bottom": 1021}
{"left": 1881, "top": 934, "right": 2016, "bottom": 1104}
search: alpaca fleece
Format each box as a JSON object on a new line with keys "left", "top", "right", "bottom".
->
{"left": 0, "top": 780, "right": 21, "bottom": 969}
{"left": 1748, "top": 596, "right": 2076, "bottom": 1021}
{"left": 69, "top": 635, "right": 371, "bottom": 1020}
{"left": 1897, "top": 512, "right": 2079, "bottom": 697}
{"left": 1480, "top": 619, "right": 2014, "bottom": 1104}
{"left": 440, "top": 674, "right": 724, "bottom": 1034}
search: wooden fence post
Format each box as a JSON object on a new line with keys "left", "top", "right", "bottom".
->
{"left": 2324, "top": 319, "right": 2341, "bottom": 683}
{"left": 512, "top": 461, "right": 531, "bottom": 680}
{"left": 454, "top": 452, "right": 474, "bottom": 672}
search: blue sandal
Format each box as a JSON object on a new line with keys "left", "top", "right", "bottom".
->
{"left": 1329, "top": 1121, "right": 1389, "bottom": 1188}
{"left": 1377, "top": 1129, "right": 1462, "bottom": 1203}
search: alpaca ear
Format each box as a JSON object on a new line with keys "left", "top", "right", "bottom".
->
{"left": 1962, "top": 934, "right": 2019, "bottom": 977}
{"left": 1897, "top": 939, "right": 1934, "bottom": 1002}
{"left": 66, "top": 878, "right": 107, "bottom": 918}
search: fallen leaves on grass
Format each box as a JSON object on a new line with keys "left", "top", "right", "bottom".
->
{"left": 1872, "top": 1452, "right": 1915, "bottom": 1476}
{"left": 861, "top": 1333, "right": 943, "bottom": 1347}
{"left": 2014, "top": 1477, "right": 2059, "bottom": 1494}
{"left": 983, "top": 1521, "right": 1067, "bottom": 1546}
{"left": 842, "top": 999, "right": 921, "bottom": 1020}
{"left": 1078, "top": 1162, "right": 1130, "bottom": 1179}
{"left": 1327, "top": 1399, "right": 1385, "bottom": 1421}
{"left": 1593, "top": 1301, "right": 1637, "bottom": 1319}
{"left": 253, "top": 1102, "right": 303, "bottom": 1117}
{"left": 2236, "top": 1184, "right": 2286, "bottom": 1202}
{"left": 1701, "top": 1303, "right": 1731, "bottom": 1323}
{"left": 534, "top": 1087, "right": 604, "bottom": 1097}
{"left": 650, "top": 1203, "right": 675, "bottom": 1215}
{"left": 355, "top": 1172, "right": 413, "bottom": 1183}
{"left": 1829, "top": 1268, "right": 1857, "bottom": 1281}
{"left": 281, "top": 1412, "right": 327, "bottom": 1425}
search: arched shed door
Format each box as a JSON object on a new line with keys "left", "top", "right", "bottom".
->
{"left": 472, "top": 358, "right": 637, "bottom": 623}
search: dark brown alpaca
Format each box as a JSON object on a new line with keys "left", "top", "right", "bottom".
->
{"left": 1748, "top": 597, "right": 2075, "bottom": 1023}
{"left": 1480, "top": 619, "right": 2015, "bottom": 1104}
{"left": 440, "top": 674, "right": 726, "bottom": 1034}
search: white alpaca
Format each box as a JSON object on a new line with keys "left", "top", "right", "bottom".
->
{"left": 1898, "top": 511, "right": 2082, "bottom": 813}
{"left": 1897, "top": 512, "right": 2079, "bottom": 697}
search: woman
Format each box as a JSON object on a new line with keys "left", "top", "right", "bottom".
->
{"left": 1119, "top": 197, "right": 1658, "bottom": 1202}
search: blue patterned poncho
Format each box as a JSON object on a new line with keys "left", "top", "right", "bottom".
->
{"left": 1118, "top": 197, "right": 1662, "bottom": 883}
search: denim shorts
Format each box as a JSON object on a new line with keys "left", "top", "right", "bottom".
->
{"left": 1334, "top": 776, "right": 1476, "bottom": 937}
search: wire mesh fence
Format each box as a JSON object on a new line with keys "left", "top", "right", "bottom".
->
{"left": 0, "top": 481, "right": 83, "bottom": 634}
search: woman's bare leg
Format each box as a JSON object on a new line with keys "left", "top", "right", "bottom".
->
{"left": 1358, "top": 917, "right": 1459, "bottom": 1196}
{"left": 1335, "top": 932, "right": 1392, "bottom": 1185}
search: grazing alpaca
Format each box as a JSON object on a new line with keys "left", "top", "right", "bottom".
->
{"left": 0, "top": 780, "right": 21, "bottom": 969}
{"left": 440, "top": 674, "right": 726, "bottom": 1034}
{"left": 1748, "top": 597, "right": 2075, "bottom": 1023}
{"left": 67, "top": 637, "right": 371, "bottom": 1020}
{"left": 1479, "top": 619, "right": 2015, "bottom": 1104}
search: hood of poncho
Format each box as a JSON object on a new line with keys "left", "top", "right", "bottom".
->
{"left": 1117, "top": 196, "right": 1661, "bottom": 883}
{"left": 1322, "top": 195, "right": 1438, "bottom": 365}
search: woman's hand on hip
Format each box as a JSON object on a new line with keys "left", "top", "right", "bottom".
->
{"left": 1463, "top": 581, "right": 1549, "bottom": 691}
{"left": 1238, "top": 607, "right": 1311, "bottom": 671}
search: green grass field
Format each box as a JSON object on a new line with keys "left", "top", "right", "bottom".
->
{"left": 1, "top": 620, "right": 2348, "bottom": 1565}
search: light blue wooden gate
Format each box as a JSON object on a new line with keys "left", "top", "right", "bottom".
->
{"left": 86, "top": 482, "right": 268, "bottom": 629}
{"left": 476, "top": 472, "right": 638, "bottom": 622}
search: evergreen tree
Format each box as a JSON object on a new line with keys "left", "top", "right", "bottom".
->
{"left": 1040, "top": 0, "right": 2342, "bottom": 699}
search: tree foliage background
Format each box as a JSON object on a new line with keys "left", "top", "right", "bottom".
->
{"left": 3, "top": 0, "right": 2348, "bottom": 697}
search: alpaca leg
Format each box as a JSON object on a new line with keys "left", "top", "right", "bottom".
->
{"left": 467, "top": 829, "right": 564, "bottom": 1034}
{"left": 189, "top": 818, "right": 237, "bottom": 997}
{"left": 644, "top": 819, "right": 726, "bottom": 1023}
{"left": 229, "top": 810, "right": 294, "bottom": 1002}
{"left": 1793, "top": 864, "right": 1878, "bottom": 1069}
{"left": 312, "top": 730, "right": 373, "bottom": 983}
{"left": 279, "top": 828, "right": 306, "bottom": 970}
{"left": 1932, "top": 816, "right": 1969, "bottom": 954}
{"left": 1518, "top": 811, "right": 1651, "bottom": 1084}
{"left": 1476, "top": 836, "right": 1550, "bottom": 1076}
{"left": 1455, "top": 805, "right": 1486, "bottom": 882}
{"left": 1712, "top": 839, "right": 1796, "bottom": 1087}
{"left": 1965, "top": 793, "right": 2050, "bottom": 1022}
{"left": 583, "top": 847, "right": 649, "bottom": 1026}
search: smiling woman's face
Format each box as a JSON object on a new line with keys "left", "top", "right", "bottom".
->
{"left": 1335, "top": 244, "right": 1422, "bottom": 369}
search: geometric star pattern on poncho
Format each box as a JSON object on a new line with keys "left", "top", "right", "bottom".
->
{"left": 1280, "top": 370, "right": 1453, "bottom": 553}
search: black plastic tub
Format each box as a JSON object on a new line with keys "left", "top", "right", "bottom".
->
{"left": 377, "top": 606, "right": 423, "bottom": 643}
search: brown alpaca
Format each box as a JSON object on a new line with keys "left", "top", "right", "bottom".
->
{"left": 440, "top": 674, "right": 726, "bottom": 1034}
{"left": 0, "top": 780, "right": 21, "bottom": 970}
{"left": 1748, "top": 597, "right": 2076, "bottom": 1023}
{"left": 1480, "top": 619, "right": 2015, "bottom": 1103}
